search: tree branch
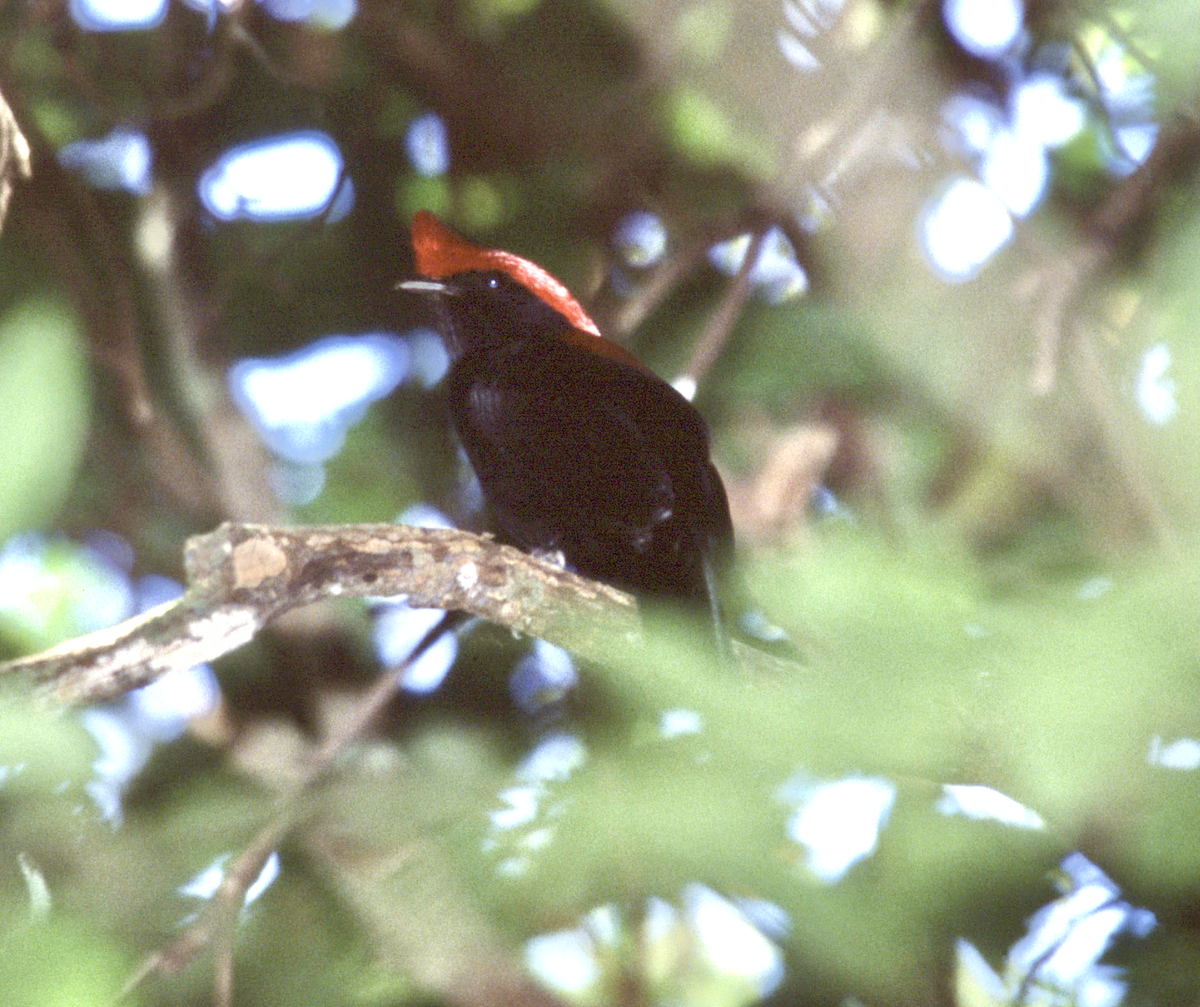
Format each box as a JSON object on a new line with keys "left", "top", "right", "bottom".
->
{"left": 0, "top": 523, "right": 641, "bottom": 705}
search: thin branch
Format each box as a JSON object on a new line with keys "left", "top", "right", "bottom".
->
{"left": 680, "top": 225, "right": 768, "bottom": 389}
{"left": 609, "top": 232, "right": 713, "bottom": 336}
{"left": 4, "top": 87, "right": 155, "bottom": 425}
{"left": 0, "top": 85, "right": 30, "bottom": 237}
{"left": 0, "top": 523, "right": 640, "bottom": 706}
{"left": 122, "top": 811, "right": 293, "bottom": 1001}
{"left": 1020, "top": 110, "right": 1200, "bottom": 396}
{"left": 1084, "top": 5, "right": 1158, "bottom": 77}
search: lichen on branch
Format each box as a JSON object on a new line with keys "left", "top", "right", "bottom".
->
{"left": 0, "top": 522, "right": 641, "bottom": 705}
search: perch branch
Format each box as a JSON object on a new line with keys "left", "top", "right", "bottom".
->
{"left": 0, "top": 523, "right": 640, "bottom": 705}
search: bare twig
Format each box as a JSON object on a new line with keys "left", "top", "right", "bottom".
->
{"left": 1021, "top": 113, "right": 1200, "bottom": 396}
{"left": 609, "top": 232, "right": 712, "bottom": 336}
{"left": 0, "top": 86, "right": 31, "bottom": 237}
{"left": 782, "top": 0, "right": 931, "bottom": 196}
{"left": 5, "top": 90, "right": 155, "bottom": 425}
{"left": 0, "top": 523, "right": 640, "bottom": 705}
{"left": 1023, "top": 240, "right": 1106, "bottom": 395}
{"left": 121, "top": 812, "right": 293, "bottom": 1001}
{"left": 680, "top": 225, "right": 768, "bottom": 389}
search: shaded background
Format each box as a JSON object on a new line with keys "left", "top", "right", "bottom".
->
{"left": 0, "top": 0, "right": 1198, "bottom": 1004}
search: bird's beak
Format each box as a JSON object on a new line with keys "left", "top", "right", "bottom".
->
{"left": 395, "top": 278, "right": 455, "bottom": 295}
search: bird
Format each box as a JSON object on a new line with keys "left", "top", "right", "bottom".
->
{"left": 398, "top": 210, "right": 757, "bottom": 649}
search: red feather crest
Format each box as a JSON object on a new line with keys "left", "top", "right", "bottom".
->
{"left": 411, "top": 211, "right": 602, "bottom": 338}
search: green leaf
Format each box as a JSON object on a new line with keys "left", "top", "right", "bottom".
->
{"left": 0, "top": 299, "right": 91, "bottom": 540}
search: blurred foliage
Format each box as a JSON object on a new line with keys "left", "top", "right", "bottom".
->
{"left": 0, "top": 299, "right": 90, "bottom": 542}
{"left": 1, "top": 1, "right": 1200, "bottom": 1006}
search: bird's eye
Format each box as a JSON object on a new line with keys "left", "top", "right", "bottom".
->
{"left": 486, "top": 276, "right": 501, "bottom": 290}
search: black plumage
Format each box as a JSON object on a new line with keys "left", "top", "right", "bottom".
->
{"left": 431, "top": 269, "right": 734, "bottom": 604}
{"left": 400, "top": 212, "right": 753, "bottom": 646}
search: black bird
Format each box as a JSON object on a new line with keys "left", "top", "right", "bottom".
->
{"left": 400, "top": 211, "right": 761, "bottom": 648}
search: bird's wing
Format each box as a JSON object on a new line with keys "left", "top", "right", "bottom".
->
{"left": 453, "top": 365, "right": 677, "bottom": 554}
